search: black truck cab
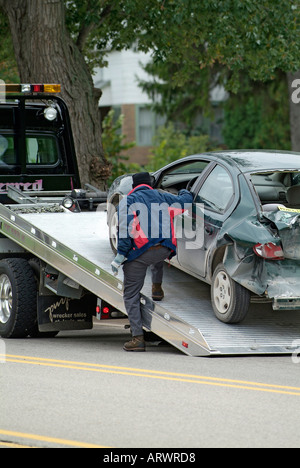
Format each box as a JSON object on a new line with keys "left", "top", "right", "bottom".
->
{"left": 0, "top": 84, "right": 81, "bottom": 204}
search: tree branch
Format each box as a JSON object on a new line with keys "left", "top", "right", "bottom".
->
{"left": 76, "top": 2, "right": 114, "bottom": 52}
{"left": 76, "top": 23, "right": 97, "bottom": 52}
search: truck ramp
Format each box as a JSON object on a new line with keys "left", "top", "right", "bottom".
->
{"left": 0, "top": 205, "right": 299, "bottom": 356}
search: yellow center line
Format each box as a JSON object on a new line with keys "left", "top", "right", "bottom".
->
{"left": 0, "top": 429, "right": 110, "bottom": 448}
{"left": 2, "top": 353, "right": 300, "bottom": 396}
{"left": 0, "top": 440, "right": 35, "bottom": 448}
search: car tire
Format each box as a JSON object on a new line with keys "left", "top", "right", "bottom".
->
{"left": 0, "top": 258, "right": 37, "bottom": 338}
{"left": 109, "top": 206, "right": 118, "bottom": 255}
{"left": 211, "top": 263, "right": 250, "bottom": 324}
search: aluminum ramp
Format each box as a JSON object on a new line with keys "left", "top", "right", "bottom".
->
{"left": 0, "top": 205, "right": 299, "bottom": 356}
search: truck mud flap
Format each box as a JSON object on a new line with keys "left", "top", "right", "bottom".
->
{"left": 38, "top": 294, "right": 96, "bottom": 332}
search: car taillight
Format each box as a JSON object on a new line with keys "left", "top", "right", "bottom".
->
{"left": 253, "top": 242, "right": 285, "bottom": 260}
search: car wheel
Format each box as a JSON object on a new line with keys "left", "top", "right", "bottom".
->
{"left": 109, "top": 207, "right": 118, "bottom": 255}
{"left": 211, "top": 263, "right": 250, "bottom": 324}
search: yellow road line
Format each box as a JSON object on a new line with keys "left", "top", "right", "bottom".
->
{"left": 2, "top": 353, "right": 300, "bottom": 396}
{"left": 0, "top": 440, "right": 34, "bottom": 448}
{"left": 0, "top": 429, "right": 110, "bottom": 448}
{"left": 2, "top": 353, "right": 299, "bottom": 389}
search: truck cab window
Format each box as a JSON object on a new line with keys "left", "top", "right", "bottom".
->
{"left": 0, "top": 133, "right": 59, "bottom": 166}
{"left": 26, "top": 136, "right": 58, "bottom": 165}
{"left": 0, "top": 134, "right": 14, "bottom": 165}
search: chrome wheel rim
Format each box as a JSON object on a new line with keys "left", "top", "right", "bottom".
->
{"left": 110, "top": 211, "right": 118, "bottom": 251}
{"left": 213, "top": 271, "right": 232, "bottom": 314}
{"left": 0, "top": 274, "right": 12, "bottom": 324}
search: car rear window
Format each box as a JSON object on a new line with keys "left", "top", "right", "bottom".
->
{"left": 250, "top": 172, "right": 300, "bottom": 206}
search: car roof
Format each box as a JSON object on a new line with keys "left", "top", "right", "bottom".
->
{"left": 188, "top": 150, "right": 300, "bottom": 173}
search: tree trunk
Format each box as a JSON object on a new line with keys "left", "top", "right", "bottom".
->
{"left": 0, "top": 0, "right": 111, "bottom": 189}
{"left": 287, "top": 70, "right": 300, "bottom": 152}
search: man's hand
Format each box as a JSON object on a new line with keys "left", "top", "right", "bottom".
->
{"left": 111, "top": 254, "right": 126, "bottom": 276}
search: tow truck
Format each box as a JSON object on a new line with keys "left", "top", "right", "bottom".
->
{"left": 0, "top": 84, "right": 299, "bottom": 356}
{"left": 0, "top": 82, "right": 106, "bottom": 208}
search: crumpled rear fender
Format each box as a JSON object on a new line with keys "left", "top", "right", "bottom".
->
{"left": 223, "top": 242, "right": 300, "bottom": 300}
{"left": 223, "top": 243, "right": 267, "bottom": 296}
{"left": 264, "top": 260, "right": 300, "bottom": 300}
{"left": 213, "top": 174, "right": 300, "bottom": 300}
{"left": 217, "top": 203, "right": 275, "bottom": 296}
{"left": 262, "top": 209, "right": 300, "bottom": 260}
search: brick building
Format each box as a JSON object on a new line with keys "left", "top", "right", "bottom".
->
{"left": 94, "top": 49, "right": 227, "bottom": 167}
{"left": 94, "top": 49, "right": 160, "bottom": 166}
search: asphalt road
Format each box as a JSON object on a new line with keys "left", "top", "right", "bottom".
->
{"left": 1, "top": 319, "right": 300, "bottom": 449}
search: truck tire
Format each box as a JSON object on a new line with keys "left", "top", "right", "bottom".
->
{"left": 0, "top": 258, "right": 37, "bottom": 338}
{"left": 211, "top": 263, "right": 250, "bottom": 324}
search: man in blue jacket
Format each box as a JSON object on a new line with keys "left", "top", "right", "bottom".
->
{"left": 111, "top": 172, "right": 193, "bottom": 352}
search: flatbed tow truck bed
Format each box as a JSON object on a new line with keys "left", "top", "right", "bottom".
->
{"left": 0, "top": 204, "right": 299, "bottom": 356}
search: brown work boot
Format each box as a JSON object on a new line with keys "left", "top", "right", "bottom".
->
{"left": 123, "top": 335, "right": 145, "bottom": 352}
{"left": 152, "top": 283, "right": 164, "bottom": 301}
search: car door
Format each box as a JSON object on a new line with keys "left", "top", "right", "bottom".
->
{"left": 176, "top": 164, "right": 235, "bottom": 278}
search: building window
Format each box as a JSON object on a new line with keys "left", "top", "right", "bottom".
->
{"left": 136, "top": 106, "right": 166, "bottom": 146}
{"left": 137, "top": 106, "right": 153, "bottom": 146}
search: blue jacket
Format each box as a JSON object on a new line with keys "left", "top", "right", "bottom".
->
{"left": 117, "top": 184, "right": 193, "bottom": 262}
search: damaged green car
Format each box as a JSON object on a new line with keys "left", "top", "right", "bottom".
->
{"left": 108, "top": 150, "right": 300, "bottom": 323}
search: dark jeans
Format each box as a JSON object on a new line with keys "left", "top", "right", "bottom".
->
{"left": 122, "top": 246, "right": 171, "bottom": 336}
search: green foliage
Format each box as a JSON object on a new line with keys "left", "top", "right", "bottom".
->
{"left": 223, "top": 73, "right": 291, "bottom": 150}
{"left": 146, "top": 124, "right": 220, "bottom": 172}
{"left": 1, "top": 0, "right": 299, "bottom": 88}
{"left": 101, "top": 113, "right": 219, "bottom": 180}
{"left": 63, "top": 0, "right": 299, "bottom": 88}
{"left": 137, "top": 1, "right": 299, "bottom": 145}
{"left": 133, "top": 0, "right": 300, "bottom": 92}
{"left": 0, "top": 11, "right": 19, "bottom": 82}
{"left": 1, "top": 0, "right": 299, "bottom": 160}
{"left": 101, "top": 110, "right": 139, "bottom": 185}
{"left": 2, "top": 1, "right": 300, "bottom": 90}
{"left": 64, "top": 0, "right": 160, "bottom": 73}
{"left": 139, "top": 59, "right": 215, "bottom": 131}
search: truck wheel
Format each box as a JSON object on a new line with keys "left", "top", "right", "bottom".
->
{"left": 0, "top": 258, "right": 37, "bottom": 338}
{"left": 211, "top": 263, "right": 250, "bottom": 324}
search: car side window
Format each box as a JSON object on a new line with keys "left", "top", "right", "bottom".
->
{"left": 158, "top": 160, "right": 210, "bottom": 192}
{"left": 195, "top": 165, "right": 234, "bottom": 213}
